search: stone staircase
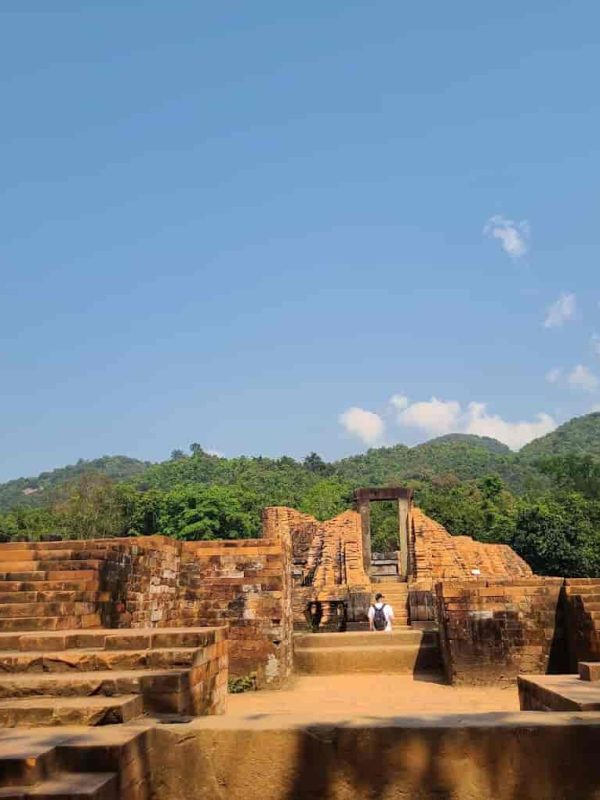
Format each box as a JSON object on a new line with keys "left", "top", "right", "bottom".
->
{"left": 368, "top": 582, "right": 409, "bottom": 626}
{"left": 294, "top": 628, "right": 440, "bottom": 674}
{"left": 0, "top": 542, "right": 112, "bottom": 632}
{"left": 564, "top": 579, "right": 600, "bottom": 665}
{"left": 0, "top": 627, "right": 227, "bottom": 727}
{"left": 0, "top": 723, "right": 154, "bottom": 799}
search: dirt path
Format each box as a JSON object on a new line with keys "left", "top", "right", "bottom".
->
{"left": 227, "top": 673, "right": 520, "bottom": 722}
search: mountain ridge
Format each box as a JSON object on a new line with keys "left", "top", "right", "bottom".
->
{"left": 1, "top": 413, "right": 600, "bottom": 512}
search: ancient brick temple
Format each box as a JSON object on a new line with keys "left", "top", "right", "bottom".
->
{"left": 2, "top": 487, "right": 600, "bottom": 798}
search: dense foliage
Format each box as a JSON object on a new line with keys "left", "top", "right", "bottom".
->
{"left": 2, "top": 414, "right": 600, "bottom": 578}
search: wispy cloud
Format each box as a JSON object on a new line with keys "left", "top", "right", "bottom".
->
{"left": 545, "top": 367, "right": 562, "bottom": 384}
{"left": 392, "top": 395, "right": 556, "bottom": 450}
{"left": 544, "top": 293, "right": 576, "bottom": 328}
{"left": 592, "top": 334, "right": 600, "bottom": 357}
{"left": 483, "top": 215, "right": 530, "bottom": 259}
{"left": 568, "top": 364, "right": 599, "bottom": 392}
{"left": 339, "top": 406, "right": 384, "bottom": 445}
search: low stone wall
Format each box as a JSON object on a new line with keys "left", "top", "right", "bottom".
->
{"left": 435, "top": 578, "right": 566, "bottom": 685}
{"left": 149, "top": 713, "right": 600, "bottom": 800}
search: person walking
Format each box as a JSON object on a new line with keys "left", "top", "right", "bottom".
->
{"left": 368, "top": 592, "right": 394, "bottom": 632}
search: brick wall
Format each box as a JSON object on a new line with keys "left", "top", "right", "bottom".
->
{"left": 92, "top": 532, "right": 293, "bottom": 690}
{"left": 98, "top": 537, "right": 182, "bottom": 628}
{"left": 435, "top": 578, "right": 566, "bottom": 685}
{"left": 178, "top": 538, "right": 293, "bottom": 689}
{"left": 410, "top": 508, "right": 533, "bottom": 589}
{"left": 263, "top": 507, "right": 370, "bottom": 630}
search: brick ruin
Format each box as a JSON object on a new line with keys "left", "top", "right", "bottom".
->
{"left": 2, "top": 486, "right": 600, "bottom": 798}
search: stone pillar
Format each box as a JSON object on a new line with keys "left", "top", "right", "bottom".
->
{"left": 359, "top": 500, "right": 371, "bottom": 574}
{"left": 398, "top": 497, "right": 409, "bottom": 579}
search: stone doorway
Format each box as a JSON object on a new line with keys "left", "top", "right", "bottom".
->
{"left": 354, "top": 486, "right": 412, "bottom": 580}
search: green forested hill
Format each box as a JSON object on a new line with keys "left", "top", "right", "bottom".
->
{"left": 0, "top": 456, "right": 150, "bottom": 512}
{"left": 519, "top": 413, "right": 600, "bottom": 462}
{"left": 3, "top": 414, "right": 600, "bottom": 579}
{"left": 5, "top": 414, "right": 600, "bottom": 512}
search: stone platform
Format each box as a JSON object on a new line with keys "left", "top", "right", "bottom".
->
{"left": 293, "top": 629, "right": 440, "bottom": 674}
{"left": 519, "top": 663, "right": 600, "bottom": 712}
{"left": 151, "top": 709, "right": 600, "bottom": 800}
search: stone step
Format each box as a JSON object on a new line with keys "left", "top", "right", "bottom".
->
{"left": 294, "top": 642, "right": 441, "bottom": 675}
{"left": 0, "top": 592, "right": 107, "bottom": 605}
{"left": 0, "top": 603, "right": 99, "bottom": 620}
{"left": 0, "top": 628, "right": 225, "bottom": 653}
{"left": 581, "top": 602, "right": 600, "bottom": 611}
{"left": 0, "top": 646, "right": 200, "bottom": 674}
{"left": 0, "top": 541, "right": 114, "bottom": 551}
{"left": 0, "top": 740, "right": 58, "bottom": 787}
{"left": 566, "top": 585, "right": 600, "bottom": 595}
{"left": 0, "top": 616, "right": 102, "bottom": 634}
{"left": 0, "top": 572, "right": 97, "bottom": 584}
{"left": 0, "top": 712, "right": 153, "bottom": 795}
{"left": 294, "top": 629, "right": 436, "bottom": 649}
{"left": 0, "top": 561, "right": 103, "bottom": 574}
{"left": 0, "top": 668, "right": 189, "bottom": 702}
{"left": 0, "top": 582, "right": 100, "bottom": 594}
{"left": 0, "top": 695, "right": 143, "bottom": 727}
{"left": 0, "top": 550, "right": 109, "bottom": 563}
{"left": 0, "top": 772, "right": 118, "bottom": 799}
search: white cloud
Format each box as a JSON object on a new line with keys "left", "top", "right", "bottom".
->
{"left": 463, "top": 402, "right": 556, "bottom": 450}
{"left": 389, "top": 394, "right": 409, "bottom": 411}
{"left": 483, "top": 215, "right": 530, "bottom": 259}
{"left": 206, "top": 448, "right": 225, "bottom": 458}
{"left": 567, "top": 364, "right": 599, "bottom": 392}
{"left": 395, "top": 397, "right": 461, "bottom": 436}
{"left": 543, "top": 293, "right": 576, "bottom": 328}
{"left": 393, "top": 395, "right": 556, "bottom": 450}
{"left": 545, "top": 367, "right": 561, "bottom": 384}
{"left": 339, "top": 406, "right": 384, "bottom": 444}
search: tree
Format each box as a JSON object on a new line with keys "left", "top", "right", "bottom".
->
{"left": 189, "top": 443, "right": 204, "bottom": 456}
{"left": 512, "top": 494, "right": 600, "bottom": 577}
{"left": 157, "top": 485, "right": 260, "bottom": 540}
{"left": 170, "top": 449, "right": 187, "bottom": 462}
{"left": 299, "top": 479, "right": 352, "bottom": 520}
{"left": 303, "top": 453, "right": 333, "bottom": 476}
{"left": 52, "top": 473, "right": 126, "bottom": 539}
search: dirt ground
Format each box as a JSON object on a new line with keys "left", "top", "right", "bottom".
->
{"left": 226, "top": 673, "right": 520, "bottom": 722}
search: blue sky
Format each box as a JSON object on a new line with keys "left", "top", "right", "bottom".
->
{"left": 1, "top": 1, "right": 599, "bottom": 481}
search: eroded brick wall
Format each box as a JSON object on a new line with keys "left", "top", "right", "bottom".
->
{"left": 98, "top": 537, "right": 182, "bottom": 628}
{"left": 178, "top": 538, "right": 293, "bottom": 689}
{"left": 263, "top": 507, "right": 370, "bottom": 629}
{"left": 410, "top": 508, "right": 533, "bottom": 589}
{"left": 435, "top": 578, "right": 566, "bottom": 685}
{"left": 90, "top": 531, "right": 293, "bottom": 690}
